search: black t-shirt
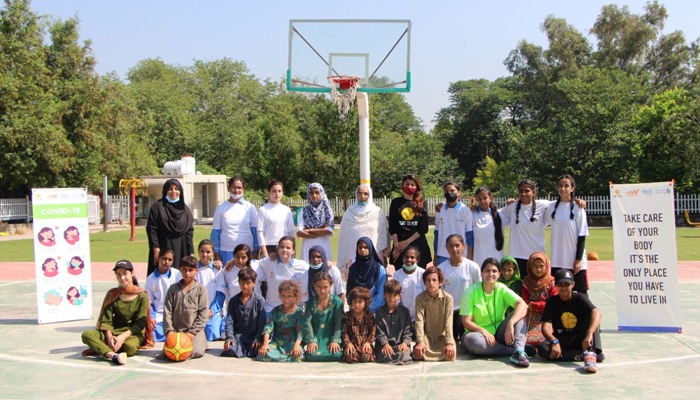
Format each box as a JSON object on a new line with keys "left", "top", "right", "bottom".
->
{"left": 541, "top": 292, "right": 596, "bottom": 334}
{"left": 389, "top": 197, "right": 428, "bottom": 240}
{"left": 388, "top": 197, "right": 432, "bottom": 266}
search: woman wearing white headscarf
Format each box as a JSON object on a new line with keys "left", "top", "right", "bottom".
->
{"left": 297, "top": 183, "right": 335, "bottom": 262}
{"left": 336, "top": 184, "right": 391, "bottom": 276}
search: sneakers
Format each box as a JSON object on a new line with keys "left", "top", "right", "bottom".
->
{"left": 112, "top": 352, "right": 127, "bottom": 365}
{"left": 510, "top": 349, "right": 530, "bottom": 367}
{"left": 583, "top": 350, "right": 598, "bottom": 373}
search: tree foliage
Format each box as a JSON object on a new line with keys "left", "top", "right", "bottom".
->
{"left": 435, "top": 1, "right": 700, "bottom": 195}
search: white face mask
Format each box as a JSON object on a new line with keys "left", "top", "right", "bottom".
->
{"left": 229, "top": 193, "right": 242, "bottom": 200}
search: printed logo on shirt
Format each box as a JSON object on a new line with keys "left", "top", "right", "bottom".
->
{"left": 152, "top": 286, "right": 158, "bottom": 292}
{"left": 561, "top": 312, "right": 577, "bottom": 329}
{"left": 401, "top": 207, "right": 415, "bottom": 221}
{"left": 444, "top": 278, "right": 450, "bottom": 286}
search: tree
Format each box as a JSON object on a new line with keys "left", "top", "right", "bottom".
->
{"left": 633, "top": 87, "right": 700, "bottom": 192}
{"left": 433, "top": 78, "right": 516, "bottom": 187}
{"left": 0, "top": 0, "right": 138, "bottom": 191}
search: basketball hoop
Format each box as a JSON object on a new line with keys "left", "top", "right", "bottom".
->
{"left": 328, "top": 75, "right": 361, "bottom": 115}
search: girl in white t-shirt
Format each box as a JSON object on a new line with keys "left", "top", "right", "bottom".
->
{"left": 218, "top": 243, "right": 262, "bottom": 303}
{"left": 391, "top": 246, "right": 425, "bottom": 321}
{"left": 502, "top": 179, "right": 552, "bottom": 279}
{"left": 211, "top": 177, "right": 259, "bottom": 266}
{"left": 257, "top": 180, "right": 295, "bottom": 261}
{"left": 433, "top": 181, "right": 473, "bottom": 266}
{"left": 257, "top": 236, "right": 309, "bottom": 314}
{"left": 437, "top": 234, "right": 481, "bottom": 342}
{"left": 546, "top": 175, "right": 589, "bottom": 295}
{"left": 472, "top": 186, "right": 508, "bottom": 269}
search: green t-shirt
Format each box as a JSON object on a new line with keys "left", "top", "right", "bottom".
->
{"left": 461, "top": 282, "right": 521, "bottom": 335}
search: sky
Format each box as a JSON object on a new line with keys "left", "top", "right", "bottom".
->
{"left": 30, "top": 0, "right": 700, "bottom": 131}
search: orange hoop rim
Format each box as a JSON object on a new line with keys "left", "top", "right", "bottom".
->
{"left": 328, "top": 75, "right": 361, "bottom": 90}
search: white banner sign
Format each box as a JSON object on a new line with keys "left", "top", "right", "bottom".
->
{"left": 611, "top": 182, "right": 681, "bottom": 332}
{"left": 32, "top": 188, "right": 93, "bottom": 324}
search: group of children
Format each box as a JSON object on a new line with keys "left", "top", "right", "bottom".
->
{"left": 81, "top": 174, "right": 601, "bottom": 372}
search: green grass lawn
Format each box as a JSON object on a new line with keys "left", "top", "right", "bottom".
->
{"left": 1, "top": 225, "right": 698, "bottom": 263}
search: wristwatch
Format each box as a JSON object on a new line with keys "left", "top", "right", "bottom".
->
{"left": 552, "top": 339, "right": 559, "bottom": 345}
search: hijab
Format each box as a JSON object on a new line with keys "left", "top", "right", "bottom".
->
{"left": 522, "top": 252, "right": 555, "bottom": 293}
{"left": 307, "top": 245, "right": 330, "bottom": 298}
{"left": 498, "top": 255, "right": 521, "bottom": 291}
{"left": 352, "top": 184, "right": 379, "bottom": 215}
{"left": 302, "top": 183, "right": 334, "bottom": 230}
{"left": 159, "top": 179, "right": 192, "bottom": 234}
{"left": 347, "top": 237, "right": 384, "bottom": 294}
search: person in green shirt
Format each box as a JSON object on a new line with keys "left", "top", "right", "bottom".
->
{"left": 460, "top": 257, "right": 530, "bottom": 367}
{"left": 81, "top": 260, "right": 154, "bottom": 365}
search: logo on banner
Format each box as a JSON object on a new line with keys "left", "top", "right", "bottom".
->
{"left": 642, "top": 189, "right": 653, "bottom": 196}
{"left": 613, "top": 189, "right": 622, "bottom": 198}
{"left": 626, "top": 189, "right": 639, "bottom": 197}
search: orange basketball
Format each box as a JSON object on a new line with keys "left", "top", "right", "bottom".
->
{"left": 163, "top": 332, "right": 193, "bottom": 362}
{"left": 587, "top": 252, "right": 599, "bottom": 261}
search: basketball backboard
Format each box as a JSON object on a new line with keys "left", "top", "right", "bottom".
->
{"left": 287, "top": 19, "right": 411, "bottom": 93}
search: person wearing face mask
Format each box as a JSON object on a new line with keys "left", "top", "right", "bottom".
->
{"left": 389, "top": 174, "right": 432, "bottom": 269}
{"left": 299, "top": 246, "right": 346, "bottom": 304}
{"left": 336, "top": 184, "right": 391, "bottom": 276}
{"left": 433, "top": 181, "right": 474, "bottom": 267}
{"left": 211, "top": 177, "right": 259, "bottom": 268}
{"left": 296, "top": 183, "right": 334, "bottom": 263}
{"left": 147, "top": 179, "right": 195, "bottom": 275}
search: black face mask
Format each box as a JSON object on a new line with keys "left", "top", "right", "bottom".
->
{"left": 358, "top": 254, "right": 370, "bottom": 261}
{"left": 444, "top": 192, "right": 459, "bottom": 203}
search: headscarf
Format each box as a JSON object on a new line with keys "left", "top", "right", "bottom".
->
{"left": 94, "top": 284, "right": 155, "bottom": 349}
{"left": 352, "top": 183, "right": 379, "bottom": 215}
{"left": 302, "top": 183, "right": 334, "bottom": 230}
{"left": 307, "top": 245, "right": 329, "bottom": 298}
{"left": 522, "top": 252, "right": 555, "bottom": 293}
{"left": 347, "top": 237, "right": 384, "bottom": 294}
{"left": 498, "top": 255, "right": 522, "bottom": 294}
{"left": 159, "top": 179, "right": 192, "bottom": 235}
{"left": 335, "top": 184, "right": 391, "bottom": 269}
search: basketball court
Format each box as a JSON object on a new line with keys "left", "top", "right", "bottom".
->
{"left": 1, "top": 260, "right": 699, "bottom": 399}
{"left": 1, "top": 19, "right": 699, "bottom": 399}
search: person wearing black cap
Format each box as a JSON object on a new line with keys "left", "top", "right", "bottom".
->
{"left": 538, "top": 269, "right": 603, "bottom": 372}
{"left": 81, "top": 260, "right": 154, "bottom": 365}
{"left": 147, "top": 179, "right": 195, "bottom": 275}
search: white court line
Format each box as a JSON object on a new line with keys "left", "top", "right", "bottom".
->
{"left": 0, "top": 281, "right": 23, "bottom": 287}
{"left": 0, "top": 352, "right": 698, "bottom": 380}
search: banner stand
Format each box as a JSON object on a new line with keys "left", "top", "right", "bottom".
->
{"left": 610, "top": 181, "right": 682, "bottom": 333}
{"left": 32, "top": 188, "right": 93, "bottom": 324}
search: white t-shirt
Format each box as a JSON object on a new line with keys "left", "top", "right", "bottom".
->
{"left": 257, "top": 202, "right": 295, "bottom": 248}
{"left": 297, "top": 211, "right": 334, "bottom": 262}
{"left": 438, "top": 257, "right": 481, "bottom": 311}
{"left": 257, "top": 257, "right": 309, "bottom": 312}
{"left": 502, "top": 200, "right": 552, "bottom": 259}
{"left": 392, "top": 267, "right": 425, "bottom": 321}
{"left": 195, "top": 263, "right": 220, "bottom": 308}
{"left": 546, "top": 201, "right": 589, "bottom": 270}
{"left": 212, "top": 200, "right": 258, "bottom": 251}
{"left": 434, "top": 201, "right": 473, "bottom": 258}
{"left": 472, "top": 208, "right": 509, "bottom": 268}
{"left": 214, "top": 260, "right": 262, "bottom": 302}
{"left": 299, "top": 266, "right": 345, "bottom": 303}
{"left": 145, "top": 268, "right": 182, "bottom": 322}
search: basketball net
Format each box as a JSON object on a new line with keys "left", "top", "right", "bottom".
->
{"left": 328, "top": 76, "right": 361, "bottom": 116}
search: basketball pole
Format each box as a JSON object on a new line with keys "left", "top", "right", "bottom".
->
{"left": 357, "top": 92, "right": 371, "bottom": 186}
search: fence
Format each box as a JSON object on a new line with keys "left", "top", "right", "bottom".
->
{"left": 0, "top": 198, "right": 32, "bottom": 222}
{"left": 3, "top": 194, "right": 700, "bottom": 224}
{"left": 250, "top": 194, "right": 696, "bottom": 217}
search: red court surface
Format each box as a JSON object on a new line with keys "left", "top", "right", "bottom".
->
{"left": 2, "top": 260, "right": 700, "bottom": 282}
